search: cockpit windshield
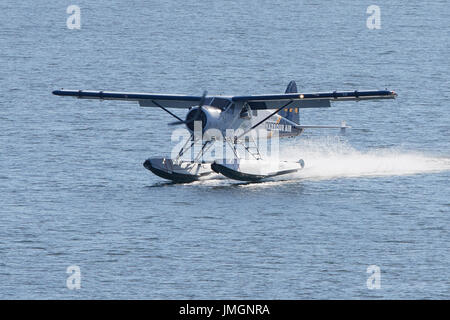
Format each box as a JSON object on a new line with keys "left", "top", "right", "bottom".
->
{"left": 209, "top": 97, "right": 231, "bottom": 110}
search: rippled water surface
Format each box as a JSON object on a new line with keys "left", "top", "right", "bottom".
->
{"left": 0, "top": 0, "right": 449, "bottom": 299}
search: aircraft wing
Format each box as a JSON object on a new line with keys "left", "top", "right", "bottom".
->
{"left": 232, "top": 90, "right": 397, "bottom": 109}
{"left": 52, "top": 89, "right": 203, "bottom": 109}
{"left": 53, "top": 88, "right": 397, "bottom": 110}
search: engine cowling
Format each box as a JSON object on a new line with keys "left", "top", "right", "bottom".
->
{"left": 185, "top": 106, "right": 222, "bottom": 139}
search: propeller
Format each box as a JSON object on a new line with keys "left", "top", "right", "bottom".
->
{"left": 169, "top": 90, "right": 208, "bottom": 126}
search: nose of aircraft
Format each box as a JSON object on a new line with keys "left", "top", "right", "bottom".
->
{"left": 143, "top": 159, "right": 152, "bottom": 170}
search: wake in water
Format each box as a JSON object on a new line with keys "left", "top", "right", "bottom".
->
{"left": 184, "top": 137, "right": 450, "bottom": 187}
{"left": 278, "top": 137, "right": 450, "bottom": 181}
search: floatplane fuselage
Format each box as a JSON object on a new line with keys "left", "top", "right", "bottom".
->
{"left": 53, "top": 81, "right": 397, "bottom": 182}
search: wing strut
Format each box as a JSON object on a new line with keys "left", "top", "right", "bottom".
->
{"left": 151, "top": 100, "right": 183, "bottom": 122}
{"left": 236, "top": 100, "right": 293, "bottom": 140}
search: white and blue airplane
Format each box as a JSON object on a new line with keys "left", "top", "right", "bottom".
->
{"left": 53, "top": 81, "right": 397, "bottom": 182}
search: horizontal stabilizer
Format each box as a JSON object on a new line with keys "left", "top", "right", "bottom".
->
{"left": 295, "top": 123, "right": 350, "bottom": 129}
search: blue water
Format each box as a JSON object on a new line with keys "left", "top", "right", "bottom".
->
{"left": 1, "top": 0, "right": 449, "bottom": 299}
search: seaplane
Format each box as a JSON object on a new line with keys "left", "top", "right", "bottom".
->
{"left": 52, "top": 81, "right": 397, "bottom": 182}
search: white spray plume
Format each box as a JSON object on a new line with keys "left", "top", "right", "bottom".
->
{"left": 277, "top": 137, "right": 450, "bottom": 181}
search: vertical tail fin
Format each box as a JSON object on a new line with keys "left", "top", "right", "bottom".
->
{"left": 285, "top": 80, "right": 298, "bottom": 94}
{"left": 282, "top": 81, "right": 300, "bottom": 124}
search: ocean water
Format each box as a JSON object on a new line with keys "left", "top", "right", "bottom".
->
{"left": 0, "top": 0, "right": 449, "bottom": 299}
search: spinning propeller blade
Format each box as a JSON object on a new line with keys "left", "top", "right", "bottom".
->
{"left": 169, "top": 91, "right": 207, "bottom": 126}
